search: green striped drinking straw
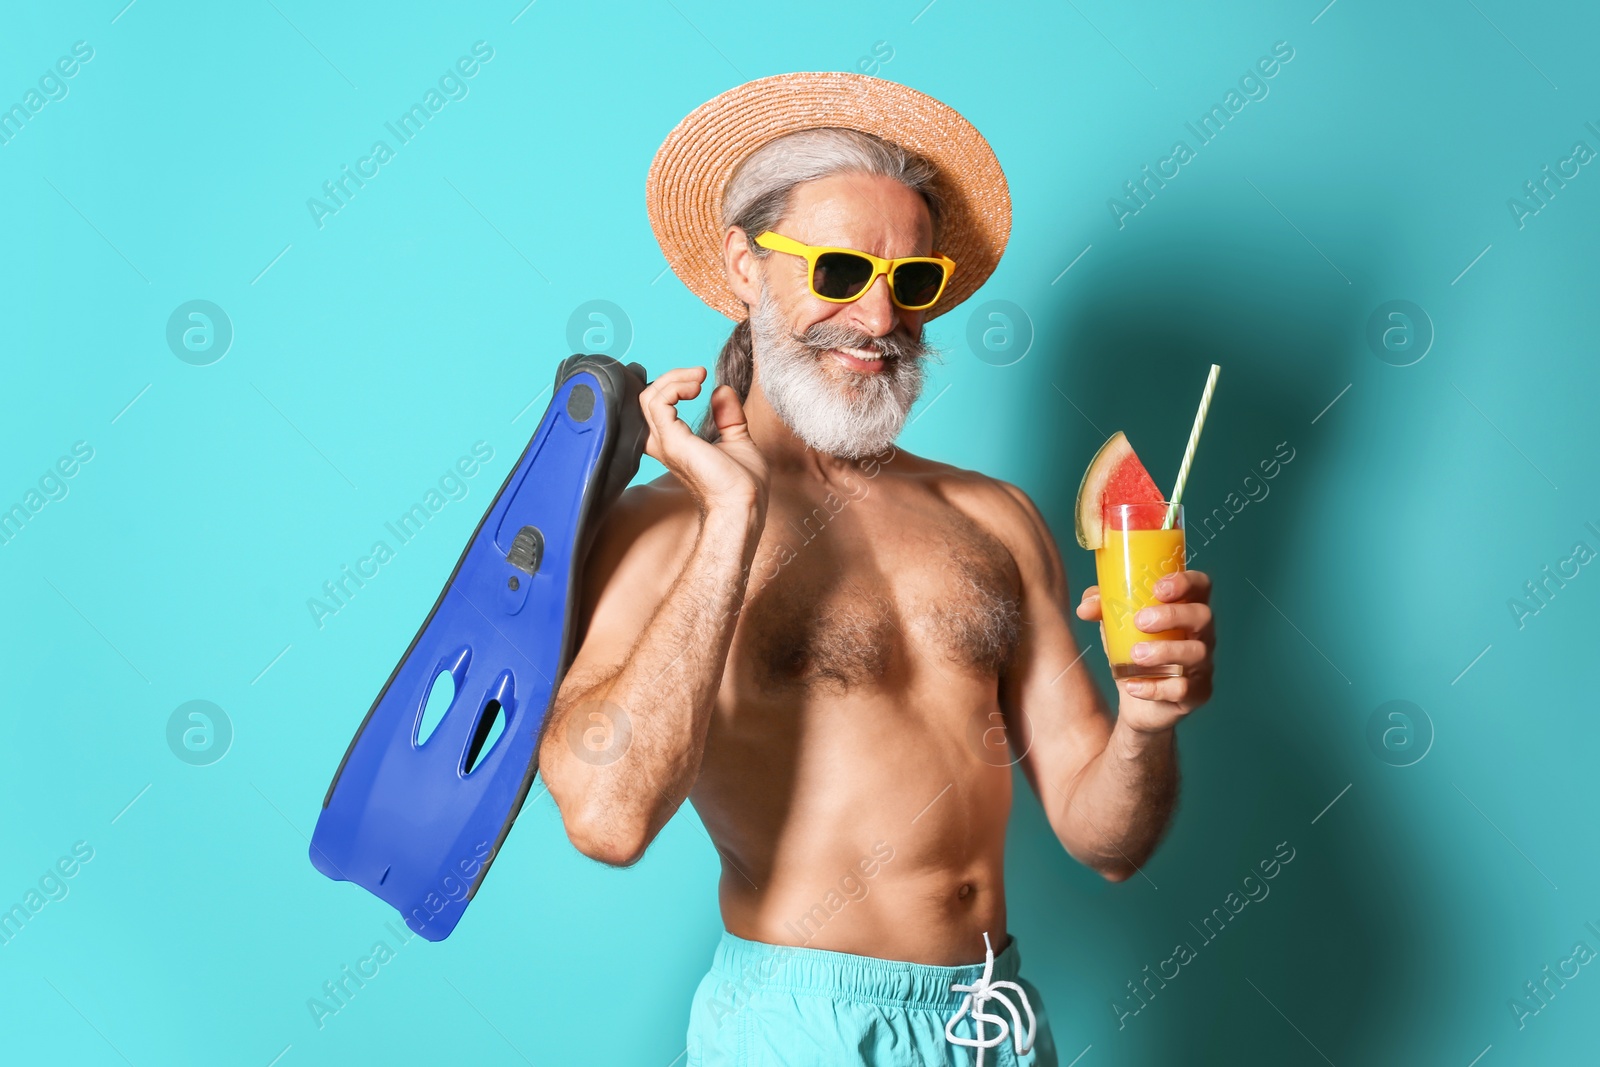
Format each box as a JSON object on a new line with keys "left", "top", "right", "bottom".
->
{"left": 1164, "top": 364, "right": 1222, "bottom": 530}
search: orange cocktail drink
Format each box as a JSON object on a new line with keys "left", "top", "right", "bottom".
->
{"left": 1095, "top": 502, "right": 1186, "bottom": 680}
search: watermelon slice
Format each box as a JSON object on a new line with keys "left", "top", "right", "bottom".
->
{"left": 1074, "top": 431, "right": 1165, "bottom": 549}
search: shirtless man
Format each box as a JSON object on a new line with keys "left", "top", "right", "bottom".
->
{"left": 537, "top": 75, "right": 1216, "bottom": 1066}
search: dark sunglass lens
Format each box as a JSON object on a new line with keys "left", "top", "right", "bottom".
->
{"left": 813, "top": 252, "right": 875, "bottom": 299}
{"left": 893, "top": 262, "right": 946, "bottom": 308}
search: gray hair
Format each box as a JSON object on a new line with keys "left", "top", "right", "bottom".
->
{"left": 697, "top": 127, "right": 943, "bottom": 441}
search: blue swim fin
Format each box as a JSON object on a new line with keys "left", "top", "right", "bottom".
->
{"left": 310, "top": 354, "right": 648, "bottom": 941}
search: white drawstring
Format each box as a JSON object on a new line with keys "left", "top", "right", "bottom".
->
{"left": 944, "top": 932, "right": 1036, "bottom": 1066}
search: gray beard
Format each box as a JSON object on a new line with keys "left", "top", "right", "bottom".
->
{"left": 747, "top": 287, "right": 934, "bottom": 459}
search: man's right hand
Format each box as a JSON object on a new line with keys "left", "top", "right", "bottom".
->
{"left": 640, "top": 367, "right": 769, "bottom": 517}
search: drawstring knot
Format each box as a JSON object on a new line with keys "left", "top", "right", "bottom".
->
{"left": 944, "top": 932, "right": 1036, "bottom": 1066}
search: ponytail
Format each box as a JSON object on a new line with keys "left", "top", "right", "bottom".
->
{"left": 697, "top": 317, "right": 754, "bottom": 442}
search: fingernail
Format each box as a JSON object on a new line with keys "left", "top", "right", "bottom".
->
{"left": 1135, "top": 609, "right": 1155, "bottom": 629}
{"left": 1128, "top": 682, "right": 1151, "bottom": 696}
{"left": 1156, "top": 578, "right": 1173, "bottom": 596}
{"left": 1132, "top": 642, "right": 1150, "bottom": 662}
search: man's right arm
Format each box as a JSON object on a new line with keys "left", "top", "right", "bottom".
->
{"left": 536, "top": 367, "right": 767, "bottom": 867}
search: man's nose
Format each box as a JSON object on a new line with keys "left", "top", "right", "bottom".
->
{"left": 845, "top": 274, "right": 898, "bottom": 338}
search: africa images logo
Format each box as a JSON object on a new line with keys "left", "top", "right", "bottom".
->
{"left": 1108, "top": 41, "right": 1296, "bottom": 229}
{"left": 306, "top": 442, "right": 494, "bottom": 629}
{"left": 305, "top": 42, "right": 495, "bottom": 229}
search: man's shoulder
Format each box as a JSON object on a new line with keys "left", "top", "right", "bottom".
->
{"left": 585, "top": 474, "right": 699, "bottom": 585}
{"left": 891, "top": 450, "right": 1061, "bottom": 577}
{"left": 891, "top": 451, "right": 1045, "bottom": 533}
{"left": 611, "top": 472, "right": 698, "bottom": 530}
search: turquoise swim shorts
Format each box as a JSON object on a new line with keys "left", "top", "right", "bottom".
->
{"left": 686, "top": 930, "right": 1057, "bottom": 1066}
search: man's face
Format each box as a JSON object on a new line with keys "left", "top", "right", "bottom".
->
{"left": 736, "top": 172, "right": 938, "bottom": 458}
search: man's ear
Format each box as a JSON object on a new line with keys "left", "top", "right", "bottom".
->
{"left": 723, "top": 226, "right": 763, "bottom": 308}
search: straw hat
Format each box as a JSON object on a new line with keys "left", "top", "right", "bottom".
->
{"left": 646, "top": 72, "right": 1010, "bottom": 322}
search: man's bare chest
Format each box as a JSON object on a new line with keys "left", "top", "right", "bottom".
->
{"left": 733, "top": 493, "right": 1022, "bottom": 691}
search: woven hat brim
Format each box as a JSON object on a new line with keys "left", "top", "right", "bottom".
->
{"left": 646, "top": 72, "right": 1010, "bottom": 322}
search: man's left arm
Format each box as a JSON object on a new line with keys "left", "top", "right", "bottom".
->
{"left": 988, "top": 481, "right": 1216, "bottom": 882}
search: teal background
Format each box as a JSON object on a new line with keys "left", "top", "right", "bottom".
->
{"left": 3, "top": 0, "right": 1597, "bottom": 1063}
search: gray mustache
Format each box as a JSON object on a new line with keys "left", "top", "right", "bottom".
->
{"left": 797, "top": 321, "right": 928, "bottom": 363}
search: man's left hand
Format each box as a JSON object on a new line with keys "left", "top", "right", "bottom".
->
{"left": 1075, "top": 570, "right": 1215, "bottom": 733}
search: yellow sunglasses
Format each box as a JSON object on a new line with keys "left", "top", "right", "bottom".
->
{"left": 753, "top": 231, "right": 956, "bottom": 311}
